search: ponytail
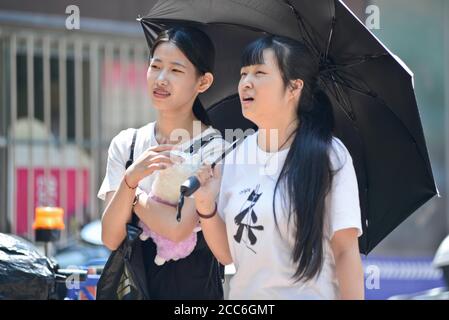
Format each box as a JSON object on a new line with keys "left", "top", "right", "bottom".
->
{"left": 273, "top": 81, "right": 335, "bottom": 282}
{"left": 193, "top": 97, "right": 211, "bottom": 126}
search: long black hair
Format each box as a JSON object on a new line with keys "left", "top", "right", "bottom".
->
{"left": 241, "top": 35, "right": 338, "bottom": 282}
{"left": 150, "top": 26, "right": 214, "bottom": 125}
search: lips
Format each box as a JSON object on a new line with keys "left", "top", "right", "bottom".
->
{"left": 153, "top": 88, "right": 171, "bottom": 98}
{"left": 241, "top": 95, "right": 255, "bottom": 105}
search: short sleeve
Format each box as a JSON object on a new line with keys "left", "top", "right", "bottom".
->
{"left": 325, "top": 138, "right": 363, "bottom": 240}
{"left": 97, "top": 129, "right": 135, "bottom": 201}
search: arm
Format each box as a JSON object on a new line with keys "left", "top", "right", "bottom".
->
{"left": 194, "top": 164, "right": 233, "bottom": 265}
{"left": 101, "top": 144, "right": 174, "bottom": 250}
{"left": 195, "top": 200, "right": 233, "bottom": 265}
{"left": 133, "top": 194, "right": 200, "bottom": 243}
{"left": 138, "top": 136, "right": 230, "bottom": 242}
{"left": 101, "top": 180, "right": 136, "bottom": 250}
{"left": 331, "top": 228, "right": 365, "bottom": 300}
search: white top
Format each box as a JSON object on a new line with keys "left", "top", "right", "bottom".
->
{"left": 217, "top": 132, "right": 363, "bottom": 300}
{"left": 98, "top": 121, "right": 226, "bottom": 201}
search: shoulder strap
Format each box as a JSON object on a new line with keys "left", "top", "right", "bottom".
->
{"left": 124, "top": 129, "right": 138, "bottom": 226}
{"left": 125, "top": 129, "right": 138, "bottom": 169}
{"left": 184, "top": 132, "right": 222, "bottom": 154}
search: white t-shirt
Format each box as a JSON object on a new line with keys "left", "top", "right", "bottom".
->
{"left": 98, "top": 121, "right": 226, "bottom": 201}
{"left": 217, "top": 132, "right": 363, "bottom": 300}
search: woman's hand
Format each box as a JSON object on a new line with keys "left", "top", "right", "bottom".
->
{"left": 124, "top": 144, "right": 176, "bottom": 188}
{"left": 194, "top": 164, "right": 222, "bottom": 213}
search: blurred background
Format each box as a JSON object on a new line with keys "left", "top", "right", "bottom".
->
{"left": 0, "top": 0, "right": 448, "bottom": 299}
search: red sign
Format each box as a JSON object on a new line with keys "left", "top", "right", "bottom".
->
{"left": 16, "top": 168, "right": 90, "bottom": 235}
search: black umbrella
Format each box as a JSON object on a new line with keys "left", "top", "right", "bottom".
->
{"left": 138, "top": 0, "right": 440, "bottom": 254}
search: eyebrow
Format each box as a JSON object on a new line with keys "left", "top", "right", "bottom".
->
{"left": 152, "top": 58, "right": 187, "bottom": 69}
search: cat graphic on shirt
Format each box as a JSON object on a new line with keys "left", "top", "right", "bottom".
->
{"left": 233, "top": 184, "right": 264, "bottom": 254}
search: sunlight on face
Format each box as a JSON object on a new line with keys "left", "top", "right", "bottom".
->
{"left": 147, "top": 42, "right": 200, "bottom": 113}
{"left": 238, "top": 49, "right": 289, "bottom": 125}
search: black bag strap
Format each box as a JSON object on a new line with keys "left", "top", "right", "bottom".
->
{"left": 125, "top": 129, "right": 138, "bottom": 170}
{"left": 184, "top": 132, "right": 222, "bottom": 155}
{"left": 125, "top": 129, "right": 138, "bottom": 226}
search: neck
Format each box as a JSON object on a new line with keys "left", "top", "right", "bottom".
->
{"left": 257, "top": 116, "right": 298, "bottom": 153}
{"left": 155, "top": 110, "right": 204, "bottom": 145}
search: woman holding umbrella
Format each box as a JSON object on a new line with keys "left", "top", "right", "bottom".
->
{"left": 98, "top": 26, "right": 225, "bottom": 299}
{"left": 194, "top": 35, "right": 364, "bottom": 299}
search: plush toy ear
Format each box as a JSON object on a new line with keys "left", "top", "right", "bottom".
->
{"left": 154, "top": 255, "right": 166, "bottom": 266}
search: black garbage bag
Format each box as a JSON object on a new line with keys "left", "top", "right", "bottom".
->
{"left": 0, "top": 233, "right": 56, "bottom": 299}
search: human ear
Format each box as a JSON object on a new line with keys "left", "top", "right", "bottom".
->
{"left": 288, "top": 79, "right": 304, "bottom": 100}
{"left": 198, "top": 72, "right": 214, "bottom": 93}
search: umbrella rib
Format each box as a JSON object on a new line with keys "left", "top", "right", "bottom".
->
{"left": 325, "top": 74, "right": 431, "bottom": 187}
{"left": 325, "top": 73, "right": 376, "bottom": 99}
{"left": 324, "top": 16, "right": 336, "bottom": 63}
{"left": 324, "top": 76, "right": 356, "bottom": 121}
{"left": 226, "top": 0, "right": 299, "bottom": 28}
{"left": 321, "top": 53, "right": 389, "bottom": 73}
{"left": 324, "top": 0, "right": 337, "bottom": 63}
{"left": 282, "top": 0, "right": 321, "bottom": 63}
{"left": 142, "top": 18, "right": 278, "bottom": 40}
{"left": 321, "top": 64, "right": 378, "bottom": 101}
{"left": 207, "top": 21, "right": 272, "bottom": 34}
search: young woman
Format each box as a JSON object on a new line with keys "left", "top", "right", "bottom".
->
{"left": 98, "top": 27, "right": 225, "bottom": 299}
{"left": 193, "top": 35, "right": 364, "bottom": 299}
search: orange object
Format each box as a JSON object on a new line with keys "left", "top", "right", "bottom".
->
{"left": 32, "top": 207, "right": 65, "bottom": 230}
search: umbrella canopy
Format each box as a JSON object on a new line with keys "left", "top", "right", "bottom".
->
{"left": 139, "top": 0, "right": 440, "bottom": 254}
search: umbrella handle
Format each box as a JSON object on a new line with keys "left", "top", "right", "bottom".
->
{"left": 176, "top": 176, "right": 201, "bottom": 222}
{"left": 176, "top": 193, "right": 184, "bottom": 222}
{"left": 180, "top": 175, "right": 201, "bottom": 197}
{"left": 176, "top": 137, "right": 247, "bottom": 221}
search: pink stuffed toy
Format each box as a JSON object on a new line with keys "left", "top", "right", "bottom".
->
{"left": 138, "top": 217, "right": 200, "bottom": 266}
{"left": 138, "top": 151, "right": 202, "bottom": 266}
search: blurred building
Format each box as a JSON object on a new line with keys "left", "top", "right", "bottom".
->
{"left": 0, "top": 0, "right": 448, "bottom": 258}
{"left": 0, "top": 0, "right": 158, "bottom": 241}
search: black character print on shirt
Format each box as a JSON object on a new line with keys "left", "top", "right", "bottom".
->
{"left": 234, "top": 184, "right": 264, "bottom": 253}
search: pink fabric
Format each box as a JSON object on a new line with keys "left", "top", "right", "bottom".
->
{"left": 138, "top": 220, "right": 197, "bottom": 262}
{"left": 140, "top": 192, "right": 196, "bottom": 264}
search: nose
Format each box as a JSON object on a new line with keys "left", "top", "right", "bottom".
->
{"left": 156, "top": 70, "right": 168, "bottom": 86}
{"left": 239, "top": 74, "right": 253, "bottom": 90}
